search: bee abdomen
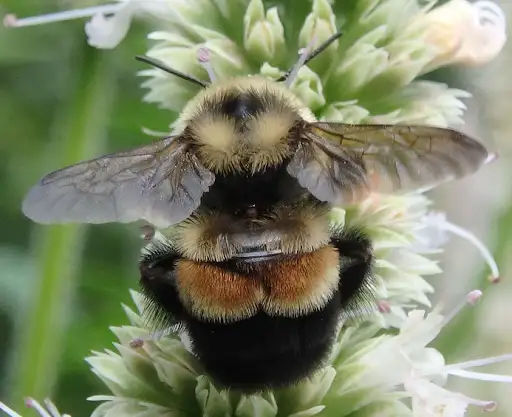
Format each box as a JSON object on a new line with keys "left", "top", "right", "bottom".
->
{"left": 185, "top": 293, "right": 342, "bottom": 392}
{"left": 174, "top": 246, "right": 341, "bottom": 323}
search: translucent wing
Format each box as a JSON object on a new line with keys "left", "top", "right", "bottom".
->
{"left": 22, "top": 136, "right": 215, "bottom": 228}
{"left": 287, "top": 122, "right": 490, "bottom": 205}
{"left": 286, "top": 138, "right": 369, "bottom": 205}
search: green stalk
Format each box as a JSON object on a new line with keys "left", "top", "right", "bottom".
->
{"left": 10, "top": 42, "right": 117, "bottom": 407}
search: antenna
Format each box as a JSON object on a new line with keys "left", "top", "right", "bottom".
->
{"left": 135, "top": 55, "right": 209, "bottom": 88}
{"left": 278, "top": 32, "right": 343, "bottom": 85}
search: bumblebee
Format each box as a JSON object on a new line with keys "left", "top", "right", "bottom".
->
{"left": 22, "top": 35, "right": 491, "bottom": 392}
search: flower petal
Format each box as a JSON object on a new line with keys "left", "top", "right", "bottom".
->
{"left": 85, "top": 2, "right": 136, "bottom": 49}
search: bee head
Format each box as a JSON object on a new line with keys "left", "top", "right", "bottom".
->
{"left": 174, "top": 77, "right": 316, "bottom": 174}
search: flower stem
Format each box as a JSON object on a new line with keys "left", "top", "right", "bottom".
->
{"left": 9, "top": 42, "right": 116, "bottom": 407}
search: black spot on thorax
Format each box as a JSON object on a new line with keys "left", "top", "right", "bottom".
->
{"left": 200, "top": 163, "right": 307, "bottom": 217}
{"left": 220, "top": 94, "right": 265, "bottom": 120}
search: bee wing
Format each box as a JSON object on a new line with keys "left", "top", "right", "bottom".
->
{"left": 22, "top": 136, "right": 215, "bottom": 228}
{"left": 287, "top": 122, "right": 490, "bottom": 205}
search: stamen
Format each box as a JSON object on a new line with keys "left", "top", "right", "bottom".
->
{"left": 128, "top": 326, "right": 176, "bottom": 348}
{"left": 449, "top": 369, "right": 512, "bottom": 383}
{"left": 42, "top": 399, "right": 63, "bottom": 417}
{"left": 423, "top": 212, "right": 500, "bottom": 281}
{"left": 25, "top": 398, "right": 51, "bottom": 417}
{"left": 0, "top": 402, "right": 22, "bottom": 417}
{"left": 445, "top": 354, "right": 512, "bottom": 372}
{"left": 489, "top": 274, "right": 500, "bottom": 284}
{"left": 466, "top": 289, "right": 483, "bottom": 305}
{"left": 284, "top": 35, "right": 317, "bottom": 88}
{"left": 483, "top": 401, "right": 498, "bottom": 411}
{"left": 3, "top": 14, "right": 17, "bottom": 28}
{"left": 377, "top": 300, "right": 391, "bottom": 313}
{"left": 129, "top": 338, "right": 144, "bottom": 349}
{"left": 196, "top": 48, "right": 216, "bottom": 83}
{"left": 3, "top": 4, "right": 122, "bottom": 28}
{"left": 441, "top": 289, "right": 482, "bottom": 327}
{"left": 468, "top": 398, "right": 497, "bottom": 411}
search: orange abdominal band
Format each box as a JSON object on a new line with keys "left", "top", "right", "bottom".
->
{"left": 175, "top": 246, "right": 340, "bottom": 322}
{"left": 175, "top": 261, "right": 263, "bottom": 322}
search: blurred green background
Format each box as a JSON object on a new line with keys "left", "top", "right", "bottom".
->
{"left": 0, "top": 1, "right": 511, "bottom": 417}
{"left": 0, "top": 1, "right": 180, "bottom": 415}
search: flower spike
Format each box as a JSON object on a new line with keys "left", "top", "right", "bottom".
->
{"left": 441, "top": 289, "right": 483, "bottom": 327}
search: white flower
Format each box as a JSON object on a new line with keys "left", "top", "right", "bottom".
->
{"left": 355, "top": 290, "right": 512, "bottom": 415}
{"left": 417, "top": 0, "right": 507, "bottom": 69}
{"left": 340, "top": 194, "right": 440, "bottom": 327}
{"left": 406, "top": 378, "right": 495, "bottom": 416}
{"left": 3, "top": 1, "right": 205, "bottom": 49}
{"left": 84, "top": 2, "right": 138, "bottom": 49}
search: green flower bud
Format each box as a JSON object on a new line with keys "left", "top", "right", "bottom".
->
{"left": 288, "top": 66, "right": 325, "bottom": 112}
{"left": 298, "top": 0, "right": 338, "bottom": 75}
{"left": 243, "top": 0, "right": 285, "bottom": 65}
{"left": 321, "top": 101, "right": 370, "bottom": 124}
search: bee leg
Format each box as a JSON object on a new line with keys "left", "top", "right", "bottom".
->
{"left": 139, "top": 252, "right": 186, "bottom": 329}
{"left": 330, "top": 228, "right": 374, "bottom": 308}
